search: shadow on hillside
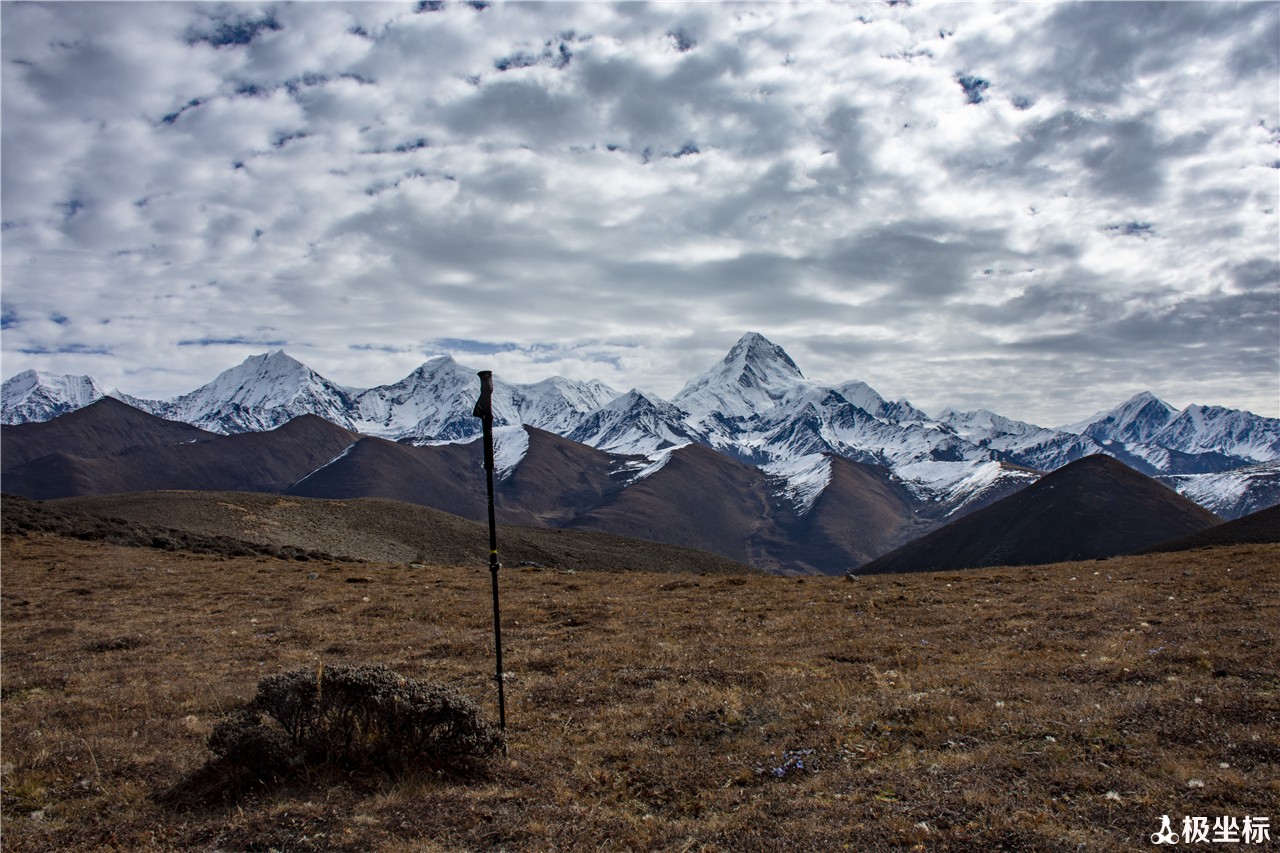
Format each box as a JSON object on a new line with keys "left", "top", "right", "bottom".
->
{"left": 1, "top": 494, "right": 355, "bottom": 562}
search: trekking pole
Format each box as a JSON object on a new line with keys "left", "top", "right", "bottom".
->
{"left": 472, "top": 370, "right": 507, "bottom": 733}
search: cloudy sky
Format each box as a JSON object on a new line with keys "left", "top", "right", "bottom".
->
{"left": 2, "top": 1, "right": 1277, "bottom": 425}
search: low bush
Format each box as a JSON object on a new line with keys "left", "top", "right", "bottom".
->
{"left": 208, "top": 663, "right": 505, "bottom": 778}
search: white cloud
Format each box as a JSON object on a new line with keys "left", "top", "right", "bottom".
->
{"left": 2, "top": 1, "right": 1276, "bottom": 425}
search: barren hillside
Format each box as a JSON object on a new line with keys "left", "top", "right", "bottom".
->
{"left": 11, "top": 492, "right": 753, "bottom": 575}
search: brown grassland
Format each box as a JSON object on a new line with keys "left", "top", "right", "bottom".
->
{"left": 2, "top": 529, "right": 1277, "bottom": 851}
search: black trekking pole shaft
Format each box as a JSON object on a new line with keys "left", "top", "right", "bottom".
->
{"left": 484, "top": 428, "right": 507, "bottom": 731}
{"left": 473, "top": 371, "right": 507, "bottom": 733}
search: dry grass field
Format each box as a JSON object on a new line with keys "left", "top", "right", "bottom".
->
{"left": 2, "top": 527, "right": 1277, "bottom": 851}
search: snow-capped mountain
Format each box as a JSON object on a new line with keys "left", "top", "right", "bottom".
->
{"left": 1065, "top": 391, "right": 1178, "bottom": 445}
{"left": 4, "top": 332, "right": 1278, "bottom": 520}
{"left": 151, "top": 351, "right": 360, "bottom": 434}
{"left": 938, "top": 407, "right": 1105, "bottom": 470}
{"left": 25, "top": 351, "right": 619, "bottom": 446}
{"left": 567, "top": 389, "right": 702, "bottom": 455}
{"left": 512, "top": 376, "right": 620, "bottom": 436}
{"left": 670, "top": 333, "right": 983, "bottom": 466}
{"left": 661, "top": 336, "right": 1024, "bottom": 509}
{"left": 1, "top": 370, "right": 120, "bottom": 424}
{"left": 348, "top": 355, "right": 490, "bottom": 442}
{"left": 832, "top": 380, "right": 887, "bottom": 419}
{"left": 346, "top": 356, "right": 619, "bottom": 444}
{"left": 1156, "top": 404, "right": 1280, "bottom": 463}
{"left": 745, "top": 385, "right": 965, "bottom": 467}
{"left": 1161, "top": 460, "right": 1280, "bottom": 520}
{"left": 673, "top": 331, "right": 808, "bottom": 428}
{"left": 1050, "top": 392, "right": 1280, "bottom": 475}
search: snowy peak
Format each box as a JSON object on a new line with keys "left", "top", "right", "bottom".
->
{"left": 206, "top": 351, "right": 334, "bottom": 404}
{"left": 349, "top": 357, "right": 621, "bottom": 443}
{"left": 725, "top": 331, "right": 804, "bottom": 379}
{"left": 878, "top": 398, "right": 932, "bottom": 425}
{"left": 1054, "top": 392, "right": 1279, "bottom": 470}
{"left": 1, "top": 370, "right": 114, "bottom": 424}
{"left": 674, "top": 332, "right": 808, "bottom": 422}
{"left": 936, "top": 406, "right": 1103, "bottom": 470}
{"left": 1157, "top": 404, "right": 1280, "bottom": 463}
{"left": 940, "top": 408, "right": 1045, "bottom": 441}
{"left": 568, "top": 388, "right": 700, "bottom": 455}
{"left": 510, "top": 376, "right": 620, "bottom": 435}
{"left": 834, "top": 380, "right": 887, "bottom": 416}
{"left": 350, "top": 354, "right": 482, "bottom": 441}
{"left": 380, "top": 356, "right": 473, "bottom": 403}
{"left": 162, "top": 351, "right": 358, "bottom": 433}
{"left": 1068, "top": 391, "right": 1178, "bottom": 445}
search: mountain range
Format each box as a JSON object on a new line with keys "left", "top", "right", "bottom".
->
{"left": 4, "top": 332, "right": 1278, "bottom": 572}
{"left": 6, "top": 333, "right": 1278, "bottom": 508}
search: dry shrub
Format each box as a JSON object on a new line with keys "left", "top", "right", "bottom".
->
{"left": 208, "top": 663, "right": 505, "bottom": 779}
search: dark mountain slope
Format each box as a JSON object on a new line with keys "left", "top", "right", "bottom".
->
{"left": 2, "top": 452, "right": 132, "bottom": 502}
{"left": 286, "top": 426, "right": 629, "bottom": 528}
{"left": 1139, "top": 504, "right": 1280, "bottom": 554}
{"left": 286, "top": 435, "right": 486, "bottom": 520}
{"left": 0, "top": 396, "right": 212, "bottom": 470}
{"left": 773, "top": 455, "right": 920, "bottom": 574}
{"left": 3, "top": 414, "right": 358, "bottom": 500}
{"left": 568, "top": 443, "right": 777, "bottom": 568}
{"left": 854, "top": 454, "right": 1222, "bottom": 574}
{"left": 495, "top": 427, "right": 626, "bottom": 526}
{"left": 42, "top": 491, "right": 753, "bottom": 574}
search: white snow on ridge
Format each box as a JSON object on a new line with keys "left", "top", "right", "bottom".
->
{"left": 349, "top": 355, "right": 478, "bottom": 439}
{"left": 1, "top": 369, "right": 114, "bottom": 423}
{"left": 616, "top": 444, "right": 684, "bottom": 485}
{"left": 567, "top": 389, "right": 698, "bottom": 455}
{"left": 894, "top": 459, "right": 1037, "bottom": 509}
{"left": 1058, "top": 391, "right": 1176, "bottom": 438}
{"left": 1165, "top": 460, "right": 1280, "bottom": 515}
{"left": 1158, "top": 405, "right": 1280, "bottom": 462}
{"left": 832, "top": 380, "right": 886, "bottom": 417}
{"left": 939, "top": 408, "right": 1042, "bottom": 442}
{"left": 290, "top": 442, "right": 358, "bottom": 488}
{"left": 518, "top": 376, "right": 620, "bottom": 434}
{"left": 763, "top": 453, "right": 832, "bottom": 514}
{"left": 492, "top": 425, "right": 530, "bottom": 481}
{"left": 1172, "top": 468, "right": 1251, "bottom": 508}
